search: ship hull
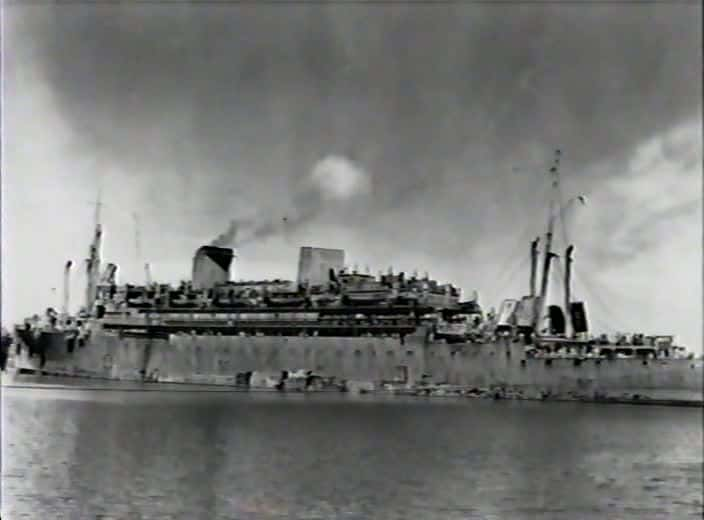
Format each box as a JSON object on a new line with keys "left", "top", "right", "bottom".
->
{"left": 7, "top": 328, "right": 703, "bottom": 401}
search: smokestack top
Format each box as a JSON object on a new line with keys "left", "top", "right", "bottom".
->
{"left": 192, "top": 245, "right": 235, "bottom": 289}
{"left": 194, "top": 245, "right": 235, "bottom": 271}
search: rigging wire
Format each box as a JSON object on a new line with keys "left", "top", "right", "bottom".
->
{"left": 574, "top": 269, "right": 638, "bottom": 332}
{"left": 487, "top": 180, "right": 552, "bottom": 291}
{"left": 553, "top": 259, "right": 615, "bottom": 334}
{"left": 552, "top": 164, "right": 637, "bottom": 334}
{"left": 489, "top": 243, "right": 532, "bottom": 302}
{"left": 490, "top": 239, "right": 532, "bottom": 298}
{"left": 556, "top": 190, "right": 640, "bottom": 332}
{"left": 551, "top": 257, "right": 564, "bottom": 296}
{"left": 488, "top": 251, "right": 532, "bottom": 305}
{"left": 552, "top": 194, "right": 640, "bottom": 311}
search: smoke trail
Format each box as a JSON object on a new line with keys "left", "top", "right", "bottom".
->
{"left": 209, "top": 155, "right": 371, "bottom": 247}
{"left": 210, "top": 219, "right": 239, "bottom": 247}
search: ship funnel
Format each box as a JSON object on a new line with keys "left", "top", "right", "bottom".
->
{"left": 297, "top": 247, "right": 345, "bottom": 287}
{"left": 192, "top": 245, "right": 235, "bottom": 290}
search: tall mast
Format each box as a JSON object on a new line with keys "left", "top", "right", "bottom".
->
{"left": 529, "top": 237, "right": 540, "bottom": 297}
{"left": 564, "top": 244, "right": 574, "bottom": 337}
{"left": 533, "top": 149, "right": 561, "bottom": 332}
{"left": 85, "top": 191, "right": 103, "bottom": 311}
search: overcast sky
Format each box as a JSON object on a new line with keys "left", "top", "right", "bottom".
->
{"left": 3, "top": 3, "right": 702, "bottom": 350}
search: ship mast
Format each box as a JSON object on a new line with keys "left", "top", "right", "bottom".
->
{"left": 564, "top": 244, "right": 574, "bottom": 338}
{"left": 533, "top": 149, "right": 561, "bottom": 333}
{"left": 85, "top": 192, "right": 103, "bottom": 312}
{"left": 529, "top": 237, "right": 540, "bottom": 298}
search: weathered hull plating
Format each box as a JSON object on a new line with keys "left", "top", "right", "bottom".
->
{"left": 9, "top": 326, "right": 703, "bottom": 401}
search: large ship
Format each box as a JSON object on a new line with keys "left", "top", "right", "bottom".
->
{"left": 4, "top": 151, "right": 703, "bottom": 402}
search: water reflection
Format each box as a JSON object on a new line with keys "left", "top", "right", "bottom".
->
{"left": 3, "top": 388, "right": 702, "bottom": 519}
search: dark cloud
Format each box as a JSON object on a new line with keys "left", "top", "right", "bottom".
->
{"left": 4, "top": 2, "right": 701, "bottom": 260}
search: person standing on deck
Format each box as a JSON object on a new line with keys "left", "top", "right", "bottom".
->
{"left": 1, "top": 327, "right": 12, "bottom": 372}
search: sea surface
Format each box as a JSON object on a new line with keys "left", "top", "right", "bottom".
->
{"left": 2, "top": 379, "right": 702, "bottom": 519}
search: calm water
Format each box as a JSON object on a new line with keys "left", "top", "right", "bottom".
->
{"left": 2, "top": 383, "right": 702, "bottom": 519}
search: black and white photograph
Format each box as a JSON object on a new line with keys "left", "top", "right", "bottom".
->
{"left": 1, "top": 1, "right": 702, "bottom": 518}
